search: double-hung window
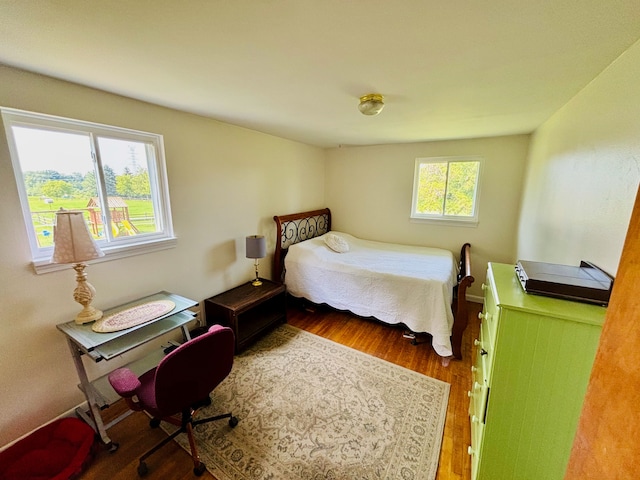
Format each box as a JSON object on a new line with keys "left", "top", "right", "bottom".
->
{"left": 410, "top": 156, "right": 482, "bottom": 225}
{"left": 2, "top": 108, "right": 175, "bottom": 273}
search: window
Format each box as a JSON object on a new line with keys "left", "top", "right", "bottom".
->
{"left": 2, "top": 108, "right": 175, "bottom": 273}
{"left": 410, "top": 156, "right": 482, "bottom": 225}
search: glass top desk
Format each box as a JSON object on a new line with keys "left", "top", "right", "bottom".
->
{"left": 56, "top": 291, "right": 198, "bottom": 449}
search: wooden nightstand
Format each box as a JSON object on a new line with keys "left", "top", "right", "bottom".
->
{"left": 204, "top": 279, "right": 287, "bottom": 352}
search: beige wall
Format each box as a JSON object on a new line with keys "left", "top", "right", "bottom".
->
{"left": 517, "top": 39, "right": 640, "bottom": 275}
{"left": 0, "top": 66, "right": 325, "bottom": 447}
{"left": 325, "top": 135, "right": 531, "bottom": 298}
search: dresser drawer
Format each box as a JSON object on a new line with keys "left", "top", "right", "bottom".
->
{"left": 469, "top": 342, "right": 484, "bottom": 418}
{"left": 480, "top": 281, "right": 499, "bottom": 346}
{"left": 469, "top": 411, "right": 484, "bottom": 480}
{"left": 469, "top": 339, "right": 488, "bottom": 480}
{"left": 470, "top": 326, "right": 493, "bottom": 396}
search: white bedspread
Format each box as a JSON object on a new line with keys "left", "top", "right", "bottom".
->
{"left": 284, "top": 232, "right": 457, "bottom": 357}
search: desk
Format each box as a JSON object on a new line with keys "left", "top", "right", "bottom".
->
{"left": 56, "top": 291, "right": 198, "bottom": 449}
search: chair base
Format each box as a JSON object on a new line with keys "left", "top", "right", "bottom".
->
{"left": 137, "top": 410, "right": 238, "bottom": 477}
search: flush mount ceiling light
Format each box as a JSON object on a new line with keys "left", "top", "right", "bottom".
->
{"left": 358, "top": 93, "right": 385, "bottom": 116}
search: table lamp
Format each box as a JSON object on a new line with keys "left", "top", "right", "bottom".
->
{"left": 52, "top": 209, "right": 105, "bottom": 324}
{"left": 246, "top": 235, "right": 266, "bottom": 286}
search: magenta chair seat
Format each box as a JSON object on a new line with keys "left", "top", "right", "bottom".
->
{"left": 108, "top": 325, "right": 238, "bottom": 477}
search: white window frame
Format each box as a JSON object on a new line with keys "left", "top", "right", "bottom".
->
{"left": 1, "top": 107, "right": 176, "bottom": 273}
{"left": 410, "top": 156, "right": 483, "bottom": 226}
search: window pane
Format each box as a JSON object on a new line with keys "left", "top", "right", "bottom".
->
{"left": 11, "top": 126, "right": 98, "bottom": 248}
{"left": 444, "top": 162, "right": 479, "bottom": 216}
{"left": 416, "top": 162, "right": 447, "bottom": 215}
{"left": 411, "top": 156, "right": 482, "bottom": 223}
{"left": 3, "top": 107, "right": 175, "bottom": 270}
{"left": 96, "top": 137, "right": 158, "bottom": 239}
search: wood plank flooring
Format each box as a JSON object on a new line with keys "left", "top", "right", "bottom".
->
{"left": 80, "top": 300, "right": 481, "bottom": 480}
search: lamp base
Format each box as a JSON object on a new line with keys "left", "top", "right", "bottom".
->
{"left": 72, "top": 262, "right": 103, "bottom": 324}
{"left": 251, "top": 259, "right": 262, "bottom": 286}
{"left": 75, "top": 306, "right": 103, "bottom": 325}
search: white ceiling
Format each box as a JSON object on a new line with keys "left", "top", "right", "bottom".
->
{"left": 1, "top": 1, "right": 639, "bottom": 148}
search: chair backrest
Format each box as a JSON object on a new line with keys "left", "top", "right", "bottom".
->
{"left": 154, "top": 325, "right": 235, "bottom": 415}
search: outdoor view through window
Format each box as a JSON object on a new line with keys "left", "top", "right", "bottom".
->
{"left": 12, "top": 128, "right": 158, "bottom": 247}
{"left": 411, "top": 157, "right": 481, "bottom": 223}
{"left": 2, "top": 108, "right": 174, "bottom": 267}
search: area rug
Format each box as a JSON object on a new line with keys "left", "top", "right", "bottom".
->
{"left": 170, "top": 324, "right": 450, "bottom": 480}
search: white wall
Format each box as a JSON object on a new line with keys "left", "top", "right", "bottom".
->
{"left": 0, "top": 65, "right": 325, "bottom": 448}
{"left": 517, "top": 39, "right": 640, "bottom": 275}
{"left": 325, "top": 135, "right": 531, "bottom": 297}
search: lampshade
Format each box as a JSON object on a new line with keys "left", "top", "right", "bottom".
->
{"left": 52, "top": 210, "right": 104, "bottom": 264}
{"left": 358, "top": 93, "right": 385, "bottom": 116}
{"left": 246, "top": 235, "right": 266, "bottom": 259}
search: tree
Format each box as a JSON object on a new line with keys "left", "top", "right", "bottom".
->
{"left": 116, "top": 174, "right": 134, "bottom": 198}
{"left": 23, "top": 170, "right": 64, "bottom": 196}
{"left": 131, "top": 170, "right": 150, "bottom": 198}
{"left": 41, "top": 180, "right": 74, "bottom": 198}
{"left": 82, "top": 171, "right": 98, "bottom": 197}
{"left": 103, "top": 165, "right": 117, "bottom": 196}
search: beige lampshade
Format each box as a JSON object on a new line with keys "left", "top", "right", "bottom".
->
{"left": 246, "top": 235, "right": 266, "bottom": 259}
{"left": 52, "top": 210, "right": 104, "bottom": 264}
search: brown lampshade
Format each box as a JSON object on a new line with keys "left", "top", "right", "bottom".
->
{"left": 52, "top": 210, "right": 104, "bottom": 264}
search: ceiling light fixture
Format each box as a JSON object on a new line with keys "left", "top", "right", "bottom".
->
{"left": 358, "top": 93, "right": 385, "bottom": 116}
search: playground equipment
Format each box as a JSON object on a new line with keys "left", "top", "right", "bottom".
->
{"left": 87, "top": 197, "right": 139, "bottom": 237}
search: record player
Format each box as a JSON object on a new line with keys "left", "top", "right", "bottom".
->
{"left": 515, "top": 260, "right": 613, "bottom": 306}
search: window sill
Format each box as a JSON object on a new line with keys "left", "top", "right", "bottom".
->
{"left": 33, "top": 237, "right": 177, "bottom": 274}
{"left": 409, "top": 217, "right": 479, "bottom": 228}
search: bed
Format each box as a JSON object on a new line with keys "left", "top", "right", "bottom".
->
{"left": 273, "top": 208, "right": 474, "bottom": 361}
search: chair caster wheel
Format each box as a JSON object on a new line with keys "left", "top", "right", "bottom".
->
{"left": 137, "top": 461, "right": 149, "bottom": 477}
{"left": 149, "top": 418, "right": 161, "bottom": 428}
{"left": 106, "top": 441, "right": 119, "bottom": 453}
{"left": 229, "top": 416, "right": 239, "bottom": 427}
{"left": 194, "top": 462, "right": 207, "bottom": 476}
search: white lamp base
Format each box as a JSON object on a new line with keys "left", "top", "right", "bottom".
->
{"left": 72, "top": 263, "right": 103, "bottom": 324}
{"left": 75, "top": 305, "right": 103, "bottom": 325}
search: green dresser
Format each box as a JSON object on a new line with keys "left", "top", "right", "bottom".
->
{"left": 469, "top": 262, "right": 606, "bottom": 480}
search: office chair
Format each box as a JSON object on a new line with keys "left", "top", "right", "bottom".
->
{"left": 108, "top": 325, "right": 238, "bottom": 477}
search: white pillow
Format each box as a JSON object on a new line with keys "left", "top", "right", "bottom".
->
{"left": 324, "top": 233, "right": 349, "bottom": 253}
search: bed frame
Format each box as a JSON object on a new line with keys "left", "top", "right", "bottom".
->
{"left": 273, "top": 208, "right": 474, "bottom": 359}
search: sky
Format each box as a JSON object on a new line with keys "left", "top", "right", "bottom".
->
{"left": 11, "top": 126, "right": 147, "bottom": 176}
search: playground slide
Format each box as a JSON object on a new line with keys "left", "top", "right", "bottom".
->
{"left": 111, "top": 220, "right": 138, "bottom": 236}
{"left": 122, "top": 220, "right": 138, "bottom": 236}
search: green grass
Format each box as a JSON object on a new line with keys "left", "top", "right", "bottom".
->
{"left": 27, "top": 196, "right": 157, "bottom": 247}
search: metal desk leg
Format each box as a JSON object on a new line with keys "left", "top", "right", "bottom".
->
{"left": 181, "top": 325, "right": 192, "bottom": 342}
{"left": 66, "top": 338, "right": 117, "bottom": 450}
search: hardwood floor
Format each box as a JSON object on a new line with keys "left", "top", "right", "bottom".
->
{"left": 80, "top": 300, "right": 481, "bottom": 480}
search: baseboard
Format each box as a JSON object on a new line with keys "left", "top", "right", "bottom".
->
{"left": 466, "top": 294, "right": 483, "bottom": 304}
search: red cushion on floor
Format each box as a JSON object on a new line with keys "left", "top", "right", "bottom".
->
{"left": 0, "top": 417, "right": 95, "bottom": 480}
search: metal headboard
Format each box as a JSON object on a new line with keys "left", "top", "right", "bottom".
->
{"left": 273, "top": 208, "right": 331, "bottom": 282}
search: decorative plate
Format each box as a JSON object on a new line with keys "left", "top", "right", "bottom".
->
{"left": 92, "top": 300, "right": 176, "bottom": 333}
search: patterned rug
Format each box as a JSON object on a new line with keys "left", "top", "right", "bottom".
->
{"left": 170, "top": 325, "right": 449, "bottom": 480}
